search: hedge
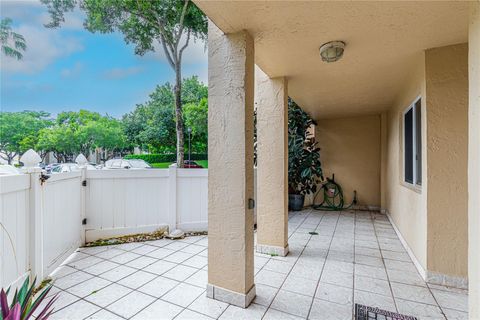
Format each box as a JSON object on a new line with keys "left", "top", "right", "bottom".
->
{"left": 124, "top": 153, "right": 208, "bottom": 163}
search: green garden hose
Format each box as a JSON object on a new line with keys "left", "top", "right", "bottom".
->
{"left": 313, "top": 174, "right": 357, "bottom": 211}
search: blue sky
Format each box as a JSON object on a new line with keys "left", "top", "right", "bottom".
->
{"left": 0, "top": 0, "right": 208, "bottom": 118}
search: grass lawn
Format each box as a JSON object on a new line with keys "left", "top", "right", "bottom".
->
{"left": 151, "top": 160, "right": 208, "bottom": 169}
{"left": 196, "top": 160, "right": 208, "bottom": 168}
{"left": 151, "top": 162, "right": 172, "bottom": 168}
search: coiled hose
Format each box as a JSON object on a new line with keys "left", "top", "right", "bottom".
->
{"left": 313, "top": 174, "right": 357, "bottom": 211}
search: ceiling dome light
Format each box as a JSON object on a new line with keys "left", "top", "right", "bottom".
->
{"left": 319, "top": 41, "right": 346, "bottom": 63}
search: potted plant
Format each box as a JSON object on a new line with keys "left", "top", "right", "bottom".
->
{"left": 288, "top": 99, "right": 323, "bottom": 211}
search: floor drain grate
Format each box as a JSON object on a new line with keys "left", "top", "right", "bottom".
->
{"left": 355, "top": 304, "right": 418, "bottom": 320}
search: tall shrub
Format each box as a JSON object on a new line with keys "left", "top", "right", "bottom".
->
{"left": 288, "top": 99, "right": 323, "bottom": 195}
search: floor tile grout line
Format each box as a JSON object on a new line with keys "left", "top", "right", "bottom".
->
{"left": 260, "top": 208, "right": 323, "bottom": 320}
{"left": 58, "top": 240, "right": 208, "bottom": 289}
{"left": 105, "top": 252, "right": 207, "bottom": 319}
{"left": 77, "top": 235, "right": 207, "bottom": 266}
{"left": 371, "top": 210, "right": 401, "bottom": 314}
{"left": 304, "top": 209, "right": 341, "bottom": 320}
{"left": 370, "top": 212, "right": 453, "bottom": 315}
{"left": 51, "top": 239, "right": 209, "bottom": 319}
{"left": 200, "top": 213, "right": 300, "bottom": 320}
{"left": 82, "top": 225, "right": 294, "bottom": 320}
{"left": 48, "top": 214, "right": 466, "bottom": 320}
{"left": 123, "top": 263, "right": 207, "bottom": 319}
{"left": 256, "top": 210, "right": 308, "bottom": 319}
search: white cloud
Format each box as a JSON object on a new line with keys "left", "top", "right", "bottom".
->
{"left": 1, "top": 0, "right": 43, "bottom": 22}
{"left": 1, "top": 0, "right": 85, "bottom": 30}
{"left": 147, "top": 35, "right": 207, "bottom": 66}
{"left": 60, "top": 61, "right": 83, "bottom": 78}
{"left": 102, "top": 66, "right": 144, "bottom": 79}
{"left": 1, "top": 24, "right": 83, "bottom": 74}
{"left": 0, "top": 0, "right": 85, "bottom": 74}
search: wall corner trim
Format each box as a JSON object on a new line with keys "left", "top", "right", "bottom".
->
{"left": 385, "top": 211, "right": 427, "bottom": 280}
{"left": 385, "top": 210, "right": 469, "bottom": 289}
{"left": 426, "top": 271, "right": 468, "bottom": 290}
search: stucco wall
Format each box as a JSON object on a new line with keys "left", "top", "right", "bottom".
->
{"left": 425, "top": 44, "right": 468, "bottom": 279}
{"left": 385, "top": 53, "right": 428, "bottom": 271}
{"left": 316, "top": 115, "right": 381, "bottom": 207}
{"left": 207, "top": 22, "right": 255, "bottom": 298}
{"left": 255, "top": 66, "right": 289, "bottom": 251}
{"left": 469, "top": 2, "right": 480, "bottom": 317}
{"left": 385, "top": 44, "right": 469, "bottom": 281}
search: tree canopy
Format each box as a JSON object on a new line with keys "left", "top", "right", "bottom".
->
{"left": 37, "top": 110, "right": 129, "bottom": 162}
{"left": 41, "top": 0, "right": 208, "bottom": 167}
{"left": 0, "top": 77, "right": 207, "bottom": 164}
{"left": 0, "top": 111, "right": 52, "bottom": 164}
{"left": 122, "top": 76, "right": 208, "bottom": 153}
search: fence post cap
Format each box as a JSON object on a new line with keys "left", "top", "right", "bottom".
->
{"left": 20, "top": 149, "right": 41, "bottom": 168}
{"left": 75, "top": 154, "right": 88, "bottom": 167}
{"left": 169, "top": 163, "right": 177, "bottom": 169}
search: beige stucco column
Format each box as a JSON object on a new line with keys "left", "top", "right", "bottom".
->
{"left": 469, "top": 2, "right": 480, "bottom": 318}
{"left": 206, "top": 21, "right": 256, "bottom": 308}
{"left": 255, "top": 66, "right": 289, "bottom": 256}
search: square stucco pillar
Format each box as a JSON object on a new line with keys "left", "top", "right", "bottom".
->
{"left": 206, "top": 21, "right": 256, "bottom": 308}
{"left": 255, "top": 66, "right": 289, "bottom": 257}
{"left": 469, "top": 2, "right": 480, "bottom": 318}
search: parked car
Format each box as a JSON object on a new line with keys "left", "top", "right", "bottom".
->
{"left": 103, "top": 159, "right": 151, "bottom": 170}
{"left": 184, "top": 160, "right": 203, "bottom": 168}
{"left": 45, "top": 163, "right": 61, "bottom": 173}
{"left": 51, "top": 163, "right": 97, "bottom": 173}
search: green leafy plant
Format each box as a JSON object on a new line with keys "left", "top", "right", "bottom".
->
{"left": 288, "top": 99, "right": 323, "bottom": 195}
{"left": 1, "top": 18, "right": 27, "bottom": 60}
{"left": 0, "top": 277, "right": 57, "bottom": 320}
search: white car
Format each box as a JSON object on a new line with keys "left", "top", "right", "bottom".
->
{"left": 103, "top": 159, "right": 151, "bottom": 169}
{"left": 51, "top": 163, "right": 96, "bottom": 173}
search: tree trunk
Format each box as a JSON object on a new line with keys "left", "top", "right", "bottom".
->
{"left": 174, "top": 64, "right": 185, "bottom": 168}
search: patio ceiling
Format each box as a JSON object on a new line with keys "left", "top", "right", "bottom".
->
{"left": 194, "top": 1, "right": 469, "bottom": 119}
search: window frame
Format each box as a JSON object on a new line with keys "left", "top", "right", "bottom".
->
{"left": 402, "top": 96, "right": 422, "bottom": 187}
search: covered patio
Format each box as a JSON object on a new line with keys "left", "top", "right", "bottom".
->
{"left": 1, "top": 2, "right": 478, "bottom": 319}
{"left": 195, "top": 1, "right": 479, "bottom": 319}
{"left": 43, "top": 209, "right": 467, "bottom": 319}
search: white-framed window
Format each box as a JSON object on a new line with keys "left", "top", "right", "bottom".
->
{"left": 403, "top": 97, "right": 422, "bottom": 186}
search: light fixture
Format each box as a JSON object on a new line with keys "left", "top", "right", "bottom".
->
{"left": 319, "top": 41, "right": 346, "bottom": 63}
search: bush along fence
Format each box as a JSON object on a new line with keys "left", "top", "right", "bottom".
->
{"left": 124, "top": 153, "right": 208, "bottom": 163}
{"left": 0, "top": 149, "right": 208, "bottom": 290}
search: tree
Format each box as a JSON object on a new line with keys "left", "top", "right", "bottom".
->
{"left": 37, "top": 110, "right": 129, "bottom": 162}
{"left": 123, "top": 84, "right": 177, "bottom": 153}
{"left": 41, "top": 0, "right": 208, "bottom": 167}
{"left": 0, "top": 111, "right": 52, "bottom": 164}
{"left": 182, "top": 75, "right": 208, "bottom": 104}
{"left": 122, "top": 76, "right": 207, "bottom": 153}
{"left": 0, "top": 18, "right": 26, "bottom": 60}
{"left": 183, "top": 97, "right": 207, "bottom": 153}
{"left": 37, "top": 125, "right": 79, "bottom": 162}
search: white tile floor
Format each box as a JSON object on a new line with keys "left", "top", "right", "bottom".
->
{"left": 40, "top": 209, "right": 468, "bottom": 320}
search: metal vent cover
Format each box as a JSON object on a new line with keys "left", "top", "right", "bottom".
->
{"left": 355, "top": 304, "right": 418, "bottom": 320}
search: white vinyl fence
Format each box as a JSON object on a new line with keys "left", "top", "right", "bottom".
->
{"left": 84, "top": 165, "right": 208, "bottom": 242}
{"left": 0, "top": 174, "right": 30, "bottom": 290}
{"left": 41, "top": 172, "right": 82, "bottom": 277}
{"left": 0, "top": 150, "right": 208, "bottom": 289}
